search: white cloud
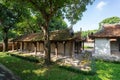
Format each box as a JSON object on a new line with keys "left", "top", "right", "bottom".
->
{"left": 96, "top": 1, "right": 107, "bottom": 10}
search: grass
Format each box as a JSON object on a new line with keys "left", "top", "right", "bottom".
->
{"left": 84, "top": 46, "right": 93, "bottom": 49}
{"left": 96, "top": 60, "right": 120, "bottom": 80}
{"left": 0, "top": 52, "right": 120, "bottom": 80}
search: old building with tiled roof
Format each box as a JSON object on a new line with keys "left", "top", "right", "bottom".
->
{"left": 90, "top": 24, "right": 120, "bottom": 56}
{"left": 11, "top": 29, "right": 85, "bottom": 57}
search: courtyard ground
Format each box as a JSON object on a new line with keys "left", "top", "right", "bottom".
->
{"left": 0, "top": 64, "right": 20, "bottom": 80}
{"left": 1, "top": 52, "right": 120, "bottom": 80}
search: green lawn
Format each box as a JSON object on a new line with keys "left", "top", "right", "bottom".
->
{"left": 0, "top": 52, "right": 120, "bottom": 80}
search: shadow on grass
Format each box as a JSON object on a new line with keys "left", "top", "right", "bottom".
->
{"left": 58, "top": 65, "right": 96, "bottom": 75}
{"left": 96, "top": 60, "right": 120, "bottom": 80}
{"left": 0, "top": 52, "right": 102, "bottom": 80}
{"left": 6, "top": 52, "right": 41, "bottom": 63}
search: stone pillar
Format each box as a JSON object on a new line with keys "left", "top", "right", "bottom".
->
{"left": 72, "top": 41, "right": 75, "bottom": 57}
{"left": 27, "top": 42, "right": 30, "bottom": 52}
{"left": 20, "top": 42, "right": 24, "bottom": 51}
{"left": 70, "top": 41, "right": 74, "bottom": 58}
{"left": 20, "top": 42, "right": 22, "bottom": 51}
{"left": 16, "top": 42, "right": 18, "bottom": 51}
{"left": 43, "top": 42, "right": 45, "bottom": 54}
{"left": 33, "top": 42, "right": 37, "bottom": 55}
{"left": 38, "top": 42, "right": 40, "bottom": 52}
{"left": 55, "top": 42, "right": 58, "bottom": 57}
{"left": 12, "top": 41, "right": 15, "bottom": 51}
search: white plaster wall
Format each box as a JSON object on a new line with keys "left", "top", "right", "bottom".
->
{"left": 95, "top": 38, "right": 111, "bottom": 55}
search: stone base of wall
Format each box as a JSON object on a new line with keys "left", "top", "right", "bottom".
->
{"left": 92, "top": 53, "right": 120, "bottom": 62}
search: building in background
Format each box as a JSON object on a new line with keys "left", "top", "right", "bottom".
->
{"left": 11, "top": 28, "right": 85, "bottom": 57}
{"left": 90, "top": 24, "right": 120, "bottom": 56}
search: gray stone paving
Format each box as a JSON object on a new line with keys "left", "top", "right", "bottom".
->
{"left": 0, "top": 64, "right": 20, "bottom": 80}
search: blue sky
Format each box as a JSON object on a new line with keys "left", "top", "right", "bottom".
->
{"left": 65, "top": 0, "right": 120, "bottom": 32}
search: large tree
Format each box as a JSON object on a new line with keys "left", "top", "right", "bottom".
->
{"left": 49, "top": 17, "right": 67, "bottom": 31}
{"left": 25, "top": 0, "right": 94, "bottom": 65}
{"left": 14, "top": 10, "right": 40, "bottom": 35}
{"left": 1, "top": 0, "right": 94, "bottom": 64}
{"left": 99, "top": 16, "right": 120, "bottom": 28}
{"left": 14, "top": 13, "right": 67, "bottom": 35}
{"left": 0, "top": 3, "right": 18, "bottom": 51}
{"left": 0, "top": 0, "right": 34, "bottom": 51}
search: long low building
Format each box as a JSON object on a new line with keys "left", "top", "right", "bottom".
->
{"left": 11, "top": 28, "right": 85, "bottom": 57}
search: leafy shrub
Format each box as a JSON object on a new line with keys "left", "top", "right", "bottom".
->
{"left": 6, "top": 52, "right": 43, "bottom": 63}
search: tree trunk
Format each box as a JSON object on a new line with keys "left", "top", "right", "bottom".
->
{"left": 3, "top": 31, "right": 8, "bottom": 52}
{"left": 63, "top": 41, "right": 66, "bottom": 56}
{"left": 41, "top": 24, "right": 51, "bottom": 65}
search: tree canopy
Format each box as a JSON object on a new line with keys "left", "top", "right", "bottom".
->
{"left": 24, "top": 0, "right": 94, "bottom": 65}
{"left": 99, "top": 16, "right": 120, "bottom": 28}
{"left": 82, "top": 30, "right": 97, "bottom": 37}
{"left": 0, "top": 2, "right": 19, "bottom": 51}
{"left": 0, "top": 1, "right": 68, "bottom": 41}
{"left": 49, "top": 17, "right": 67, "bottom": 31}
{"left": 0, "top": 0, "right": 94, "bottom": 64}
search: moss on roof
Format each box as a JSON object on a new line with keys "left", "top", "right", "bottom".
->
{"left": 90, "top": 24, "right": 120, "bottom": 38}
{"left": 13, "top": 29, "right": 83, "bottom": 42}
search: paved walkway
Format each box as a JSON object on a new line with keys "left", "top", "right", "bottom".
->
{"left": 0, "top": 64, "right": 20, "bottom": 80}
{"left": 12, "top": 50, "right": 93, "bottom": 71}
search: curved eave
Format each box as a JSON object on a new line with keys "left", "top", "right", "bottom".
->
{"left": 89, "top": 35, "right": 120, "bottom": 39}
